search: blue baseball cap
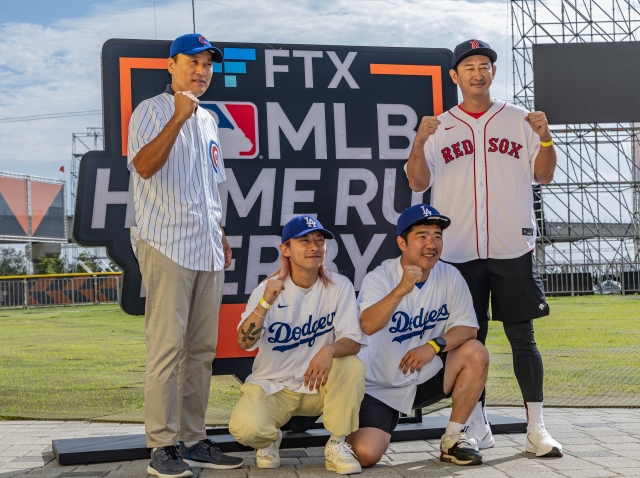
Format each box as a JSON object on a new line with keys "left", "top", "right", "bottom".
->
{"left": 452, "top": 39, "right": 497, "bottom": 69}
{"left": 397, "top": 204, "right": 451, "bottom": 236}
{"left": 282, "top": 215, "right": 335, "bottom": 243}
{"left": 170, "top": 33, "right": 223, "bottom": 63}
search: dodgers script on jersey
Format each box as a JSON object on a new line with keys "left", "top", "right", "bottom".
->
{"left": 239, "top": 272, "right": 368, "bottom": 395}
{"left": 357, "top": 259, "right": 478, "bottom": 414}
{"left": 128, "top": 88, "right": 227, "bottom": 272}
{"left": 422, "top": 101, "right": 541, "bottom": 263}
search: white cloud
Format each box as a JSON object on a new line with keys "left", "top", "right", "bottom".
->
{"left": 0, "top": 0, "right": 510, "bottom": 179}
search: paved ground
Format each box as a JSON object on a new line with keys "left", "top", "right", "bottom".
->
{"left": 2, "top": 407, "right": 640, "bottom": 477}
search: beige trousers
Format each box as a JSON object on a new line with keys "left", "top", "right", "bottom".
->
{"left": 229, "top": 356, "right": 366, "bottom": 449}
{"left": 137, "top": 240, "right": 224, "bottom": 447}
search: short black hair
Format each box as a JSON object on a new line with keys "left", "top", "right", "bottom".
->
{"left": 400, "top": 218, "right": 443, "bottom": 243}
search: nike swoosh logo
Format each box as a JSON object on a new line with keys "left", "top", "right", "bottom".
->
{"left": 445, "top": 126, "right": 456, "bottom": 130}
{"left": 277, "top": 304, "right": 288, "bottom": 308}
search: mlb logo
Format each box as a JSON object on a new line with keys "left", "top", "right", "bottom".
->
{"left": 200, "top": 102, "right": 259, "bottom": 159}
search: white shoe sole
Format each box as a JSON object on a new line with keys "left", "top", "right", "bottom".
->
{"left": 526, "top": 438, "right": 563, "bottom": 457}
{"left": 147, "top": 465, "right": 193, "bottom": 478}
{"left": 326, "top": 461, "right": 362, "bottom": 475}
{"left": 182, "top": 458, "right": 244, "bottom": 469}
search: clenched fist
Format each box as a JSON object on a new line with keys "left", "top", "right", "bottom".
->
{"left": 173, "top": 90, "right": 199, "bottom": 123}
{"left": 414, "top": 116, "right": 441, "bottom": 148}
{"left": 397, "top": 265, "right": 423, "bottom": 296}
{"left": 263, "top": 279, "right": 285, "bottom": 306}
{"left": 525, "top": 111, "right": 551, "bottom": 142}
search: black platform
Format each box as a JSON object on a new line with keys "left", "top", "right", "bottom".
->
{"left": 53, "top": 414, "right": 526, "bottom": 465}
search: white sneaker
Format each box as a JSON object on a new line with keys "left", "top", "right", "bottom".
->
{"left": 325, "top": 440, "right": 362, "bottom": 475}
{"left": 255, "top": 429, "right": 282, "bottom": 468}
{"left": 466, "top": 420, "right": 495, "bottom": 450}
{"left": 525, "top": 425, "right": 563, "bottom": 457}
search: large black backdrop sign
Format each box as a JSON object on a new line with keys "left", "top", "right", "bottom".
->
{"left": 74, "top": 39, "right": 456, "bottom": 316}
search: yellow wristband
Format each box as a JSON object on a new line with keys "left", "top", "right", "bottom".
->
{"left": 259, "top": 297, "right": 272, "bottom": 310}
{"left": 540, "top": 139, "right": 553, "bottom": 147}
{"left": 427, "top": 339, "right": 441, "bottom": 354}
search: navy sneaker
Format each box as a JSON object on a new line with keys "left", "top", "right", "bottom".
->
{"left": 148, "top": 446, "right": 193, "bottom": 478}
{"left": 179, "top": 438, "right": 244, "bottom": 469}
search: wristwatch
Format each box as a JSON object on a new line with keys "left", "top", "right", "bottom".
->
{"left": 428, "top": 337, "right": 447, "bottom": 356}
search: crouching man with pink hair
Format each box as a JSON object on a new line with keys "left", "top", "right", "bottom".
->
{"left": 229, "top": 215, "right": 368, "bottom": 475}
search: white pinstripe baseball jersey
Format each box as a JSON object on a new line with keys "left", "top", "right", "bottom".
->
{"left": 127, "top": 85, "right": 226, "bottom": 271}
{"left": 357, "top": 258, "right": 478, "bottom": 414}
{"left": 417, "top": 100, "right": 541, "bottom": 263}
{"left": 238, "top": 272, "right": 368, "bottom": 396}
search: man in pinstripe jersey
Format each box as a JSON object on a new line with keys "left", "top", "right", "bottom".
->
{"left": 127, "top": 33, "right": 243, "bottom": 477}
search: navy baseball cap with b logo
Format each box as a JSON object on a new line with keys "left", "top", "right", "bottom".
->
{"left": 170, "top": 33, "right": 223, "bottom": 63}
{"left": 282, "top": 215, "right": 335, "bottom": 243}
{"left": 452, "top": 39, "right": 497, "bottom": 69}
{"left": 397, "top": 204, "right": 451, "bottom": 236}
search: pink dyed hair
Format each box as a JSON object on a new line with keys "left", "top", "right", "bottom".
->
{"left": 266, "top": 239, "right": 334, "bottom": 287}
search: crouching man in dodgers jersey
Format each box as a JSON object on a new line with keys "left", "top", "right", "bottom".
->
{"left": 406, "top": 39, "right": 562, "bottom": 458}
{"left": 229, "top": 215, "right": 368, "bottom": 475}
{"left": 348, "top": 204, "right": 489, "bottom": 467}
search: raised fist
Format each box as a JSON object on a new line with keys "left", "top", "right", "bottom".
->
{"left": 525, "top": 111, "right": 551, "bottom": 141}
{"left": 397, "top": 265, "right": 423, "bottom": 295}
{"left": 414, "top": 116, "right": 441, "bottom": 147}
{"left": 263, "top": 279, "right": 285, "bottom": 306}
{"left": 173, "top": 91, "right": 199, "bottom": 123}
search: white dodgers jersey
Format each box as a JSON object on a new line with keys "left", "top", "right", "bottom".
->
{"left": 423, "top": 101, "right": 541, "bottom": 263}
{"left": 240, "top": 272, "right": 368, "bottom": 396}
{"left": 357, "top": 258, "right": 478, "bottom": 414}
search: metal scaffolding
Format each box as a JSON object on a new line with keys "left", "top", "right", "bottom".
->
{"left": 70, "top": 127, "right": 103, "bottom": 213}
{"left": 512, "top": 0, "right": 640, "bottom": 293}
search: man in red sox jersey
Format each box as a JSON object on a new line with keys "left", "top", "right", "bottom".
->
{"left": 406, "top": 39, "right": 562, "bottom": 458}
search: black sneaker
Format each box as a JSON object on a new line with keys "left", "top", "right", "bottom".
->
{"left": 148, "top": 446, "right": 193, "bottom": 478}
{"left": 440, "top": 431, "right": 483, "bottom": 466}
{"left": 179, "top": 439, "right": 244, "bottom": 469}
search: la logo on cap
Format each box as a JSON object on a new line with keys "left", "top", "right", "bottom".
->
{"left": 421, "top": 206, "right": 433, "bottom": 217}
{"left": 470, "top": 40, "right": 480, "bottom": 49}
{"left": 198, "top": 36, "right": 208, "bottom": 44}
{"left": 305, "top": 217, "right": 317, "bottom": 228}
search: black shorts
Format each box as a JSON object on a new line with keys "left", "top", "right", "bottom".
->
{"left": 358, "top": 353, "right": 451, "bottom": 435}
{"left": 447, "top": 251, "right": 549, "bottom": 324}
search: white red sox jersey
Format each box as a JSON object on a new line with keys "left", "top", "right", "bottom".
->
{"left": 357, "top": 258, "right": 478, "bottom": 414}
{"left": 419, "top": 100, "right": 541, "bottom": 263}
{"left": 128, "top": 85, "right": 227, "bottom": 272}
{"left": 239, "top": 272, "right": 368, "bottom": 396}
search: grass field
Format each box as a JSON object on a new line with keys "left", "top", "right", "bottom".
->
{"left": 0, "top": 295, "right": 639, "bottom": 423}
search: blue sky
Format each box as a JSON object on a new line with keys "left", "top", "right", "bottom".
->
{"left": 0, "top": 0, "right": 511, "bottom": 183}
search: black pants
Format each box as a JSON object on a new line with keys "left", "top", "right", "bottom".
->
{"left": 449, "top": 253, "right": 547, "bottom": 404}
{"left": 476, "top": 320, "right": 543, "bottom": 403}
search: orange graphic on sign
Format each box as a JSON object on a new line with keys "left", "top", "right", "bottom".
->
{"left": 119, "top": 57, "right": 168, "bottom": 156}
{"left": 31, "top": 182, "right": 62, "bottom": 234}
{"left": 0, "top": 177, "right": 28, "bottom": 234}
{"left": 370, "top": 64, "right": 443, "bottom": 116}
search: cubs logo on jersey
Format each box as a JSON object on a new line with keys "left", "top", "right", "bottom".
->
{"left": 200, "top": 101, "right": 259, "bottom": 159}
{"left": 209, "top": 140, "right": 221, "bottom": 173}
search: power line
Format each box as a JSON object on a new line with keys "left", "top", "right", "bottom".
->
{"left": 0, "top": 110, "right": 101, "bottom": 124}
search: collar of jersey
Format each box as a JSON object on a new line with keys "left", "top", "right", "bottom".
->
{"left": 453, "top": 99, "right": 503, "bottom": 123}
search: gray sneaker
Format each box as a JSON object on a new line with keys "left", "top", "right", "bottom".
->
{"left": 179, "top": 439, "right": 244, "bottom": 469}
{"left": 148, "top": 446, "right": 193, "bottom": 478}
